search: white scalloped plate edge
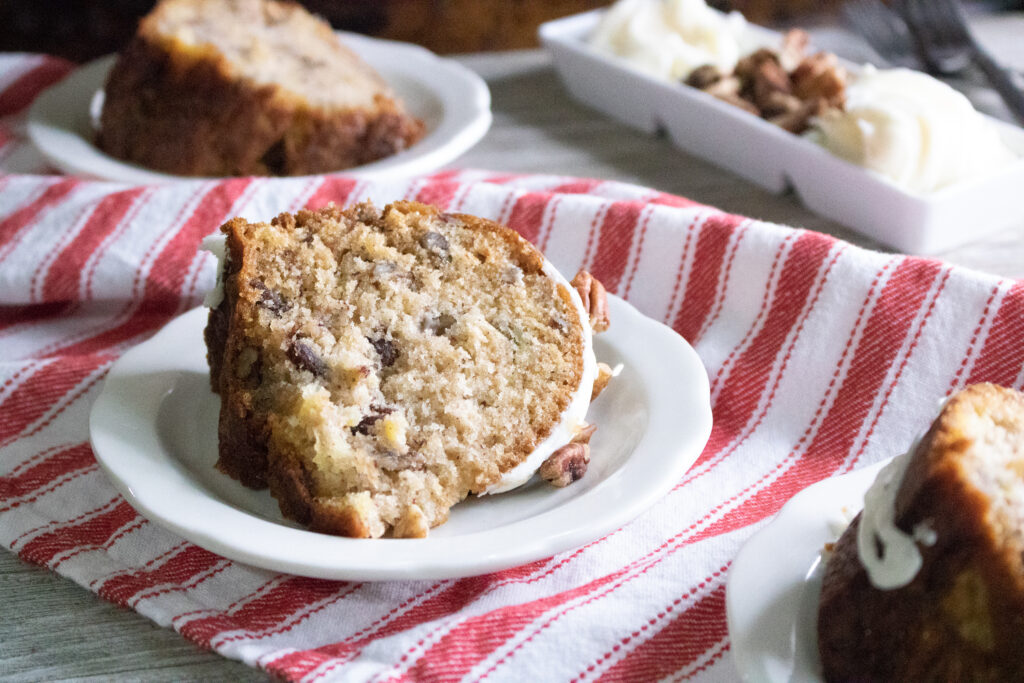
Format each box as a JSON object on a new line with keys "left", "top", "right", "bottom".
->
{"left": 89, "top": 295, "right": 712, "bottom": 581}
{"left": 726, "top": 457, "right": 891, "bottom": 681}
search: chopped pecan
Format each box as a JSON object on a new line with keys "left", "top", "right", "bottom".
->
{"left": 421, "top": 312, "right": 456, "bottom": 336}
{"left": 234, "top": 347, "right": 260, "bottom": 380}
{"left": 712, "top": 91, "right": 761, "bottom": 116}
{"left": 592, "top": 362, "right": 614, "bottom": 400}
{"left": 750, "top": 57, "right": 792, "bottom": 113}
{"left": 791, "top": 52, "right": 847, "bottom": 108}
{"left": 539, "top": 442, "right": 591, "bottom": 487}
{"left": 735, "top": 48, "right": 780, "bottom": 85}
{"left": 768, "top": 97, "right": 828, "bottom": 134}
{"left": 393, "top": 504, "right": 429, "bottom": 539}
{"left": 549, "top": 311, "right": 570, "bottom": 333}
{"left": 572, "top": 423, "right": 598, "bottom": 444}
{"left": 420, "top": 231, "right": 450, "bottom": 259}
{"left": 373, "top": 261, "right": 398, "bottom": 278}
{"left": 759, "top": 91, "right": 803, "bottom": 119}
{"left": 369, "top": 336, "right": 399, "bottom": 367}
{"left": 287, "top": 338, "right": 328, "bottom": 378}
{"left": 703, "top": 74, "right": 743, "bottom": 99}
{"left": 685, "top": 64, "right": 724, "bottom": 90}
{"left": 375, "top": 449, "right": 423, "bottom": 471}
{"left": 352, "top": 404, "right": 394, "bottom": 436}
{"left": 249, "top": 279, "right": 287, "bottom": 314}
{"left": 780, "top": 28, "right": 810, "bottom": 71}
{"left": 571, "top": 270, "right": 610, "bottom": 333}
{"left": 353, "top": 202, "right": 383, "bottom": 224}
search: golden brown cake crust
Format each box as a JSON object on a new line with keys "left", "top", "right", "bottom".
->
{"left": 206, "top": 201, "right": 591, "bottom": 538}
{"left": 206, "top": 220, "right": 273, "bottom": 490}
{"left": 818, "top": 384, "right": 1024, "bottom": 682}
{"left": 98, "top": 0, "right": 423, "bottom": 177}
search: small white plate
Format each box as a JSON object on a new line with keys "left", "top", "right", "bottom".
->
{"left": 726, "top": 458, "right": 890, "bottom": 682}
{"left": 540, "top": 10, "right": 1024, "bottom": 254}
{"left": 27, "top": 33, "right": 492, "bottom": 184}
{"left": 89, "top": 296, "right": 713, "bottom": 581}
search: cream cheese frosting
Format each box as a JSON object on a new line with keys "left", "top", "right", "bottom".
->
{"left": 200, "top": 232, "right": 227, "bottom": 308}
{"left": 856, "top": 439, "right": 926, "bottom": 590}
{"left": 856, "top": 401, "right": 948, "bottom": 590}
{"left": 811, "top": 66, "right": 1017, "bottom": 194}
{"left": 588, "top": 0, "right": 750, "bottom": 82}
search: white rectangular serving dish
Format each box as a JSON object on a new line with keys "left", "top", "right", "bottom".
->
{"left": 539, "top": 10, "right": 1024, "bottom": 254}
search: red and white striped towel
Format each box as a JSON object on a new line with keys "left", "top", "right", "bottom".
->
{"left": 3, "top": 54, "right": 1023, "bottom": 682}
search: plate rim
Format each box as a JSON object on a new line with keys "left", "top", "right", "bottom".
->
{"left": 88, "top": 295, "right": 713, "bottom": 581}
{"left": 725, "top": 457, "right": 891, "bottom": 682}
{"left": 27, "top": 32, "right": 492, "bottom": 184}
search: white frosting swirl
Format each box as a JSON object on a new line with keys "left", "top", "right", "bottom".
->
{"left": 857, "top": 399, "right": 949, "bottom": 589}
{"left": 812, "top": 67, "right": 1016, "bottom": 194}
{"left": 200, "top": 232, "right": 227, "bottom": 308}
{"left": 588, "top": 0, "right": 750, "bottom": 82}
{"left": 856, "top": 440, "right": 924, "bottom": 590}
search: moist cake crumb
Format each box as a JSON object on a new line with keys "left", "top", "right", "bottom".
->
{"left": 205, "top": 201, "right": 605, "bottom": 537}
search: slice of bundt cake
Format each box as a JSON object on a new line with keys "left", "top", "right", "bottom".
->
{"left": 98, "top": 0, "right": 424, "bottom": 177}
{"left": 204, "top": 201, "right": 606, "bottom": 538}
{"left": 818, "top": 383, "right": 1024, "bottom": 681}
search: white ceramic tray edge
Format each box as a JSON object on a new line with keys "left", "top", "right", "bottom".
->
{"left": 539, "top": 10, "right": 1024, "bottom": 255}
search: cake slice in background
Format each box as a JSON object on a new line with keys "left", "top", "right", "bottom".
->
{"left": 818, "top": 383, "right": 1024, "bottom": 681}
{"left": 98, "top": 0, "right": 424, "bottom": 177}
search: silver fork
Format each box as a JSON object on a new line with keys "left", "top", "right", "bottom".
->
{"left": 893, "top": 0, "right": 1024, "bottom": 123}
{"left": 841, "top": 0, "right": 922, "bottom": 69}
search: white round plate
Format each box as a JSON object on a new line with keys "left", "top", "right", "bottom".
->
{"left": 28, "top": 33, "right": 491, "bottom": 183}
{"left": 726, "top": 458, "right": 891, "bottom": 682}
{"left": 89, "top": 296, "right": 712, "bottom": 581}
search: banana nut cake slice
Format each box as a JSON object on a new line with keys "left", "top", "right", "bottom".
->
{"left": 204, "top": 201, "right": 614, "bottom": 538}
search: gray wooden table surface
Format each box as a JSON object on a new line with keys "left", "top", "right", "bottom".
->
{"left": 3, "top": 16, "right": 1023, "bottom": 683}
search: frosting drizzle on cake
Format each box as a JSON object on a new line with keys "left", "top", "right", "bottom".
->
{"left": 856, "top": 408, "right": 944, "bottom": 590}
{"left": 856, "top": 443, "right": 924, "bottom": 590}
